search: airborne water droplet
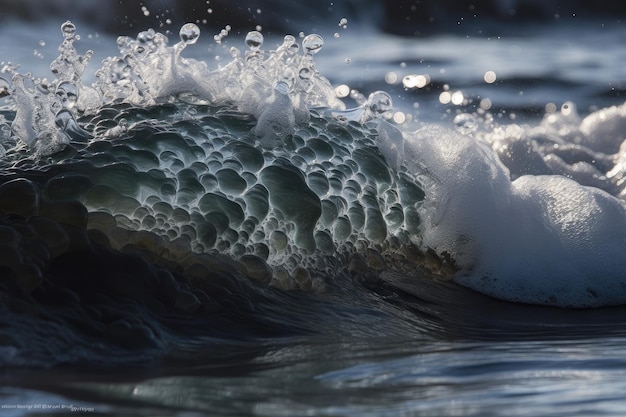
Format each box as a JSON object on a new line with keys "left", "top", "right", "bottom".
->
{"left": 179, "top": 23, "right": 201, "bottom": 45}
{"left": 0, "top": 77, "right": 9, "bottom": 98}
{"left": 453, "top": 113, "right": 478, "bottom": 135}
{"left": 61, "top": 21, "right": 76, "bottom": 39}
{"left": 302, "top": 34, "right": 323, "bottom": 55}
{"left": 245, "top": 31, "right": 264, "bottom": 51}
{"left": 367, "top": 91, "right": 393, "bottom": 115}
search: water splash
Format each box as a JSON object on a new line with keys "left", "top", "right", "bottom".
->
{"left": 3, "top": 21, "right": 626, "bottom": 309}
{"left": 4, "top": 22, "right": 383, "bottom": 157}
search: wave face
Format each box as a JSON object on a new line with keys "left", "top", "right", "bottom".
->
{"left": 1, "top": 18, "right": 626, "bottom": 368}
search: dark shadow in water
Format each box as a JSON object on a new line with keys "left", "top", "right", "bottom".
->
{"left": 366, "top": 270, "right": 626, "bottom": 341}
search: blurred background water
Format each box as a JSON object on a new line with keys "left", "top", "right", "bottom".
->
{"left": 1, "top": 1, "right": 626, "bottom": 416}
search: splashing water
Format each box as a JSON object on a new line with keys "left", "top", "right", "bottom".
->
{"left": 2, "top": 21, "right": 626, "bottom": 311}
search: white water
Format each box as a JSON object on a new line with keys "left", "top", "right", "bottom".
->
{"left": 1, "top": 18, "right": 626, "bottom": 310}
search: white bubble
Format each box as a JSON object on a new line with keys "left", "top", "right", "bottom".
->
{"left": 483, "top": 70, "right": 497, "bottom": 83}
{"left": 480, "top": 98, "right": 492, "bottom": 110}
{"left": 454, "top": 113, "right": 478, "bottom": 134}
{"left": 335, "top": 84, "right": 350, "bottom": 98}
{"left": 385, "top": 72, "right": 398, "bottom": 84}
{"left": 393, "top": 111, "right": 406, "bottom": 124}
{"left": 451, "top": 91, "right": 464, "bottom": 105}
{"left": 402, "top": 74, "right": 429, "bottom": 89}
{"left": 439, "top": 91, "right": 451, "bottom": 104}
{"left": 561, "top": 101, "right": 575, "bottom": 116}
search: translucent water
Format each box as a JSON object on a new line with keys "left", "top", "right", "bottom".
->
{"left": 1, "top": 4, "right": 626, "bottom": 416}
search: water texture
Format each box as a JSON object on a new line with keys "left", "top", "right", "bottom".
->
{"left": 0, "top": 2, "right": 625, "bottom": 416}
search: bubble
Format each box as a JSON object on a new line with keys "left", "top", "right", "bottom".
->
{"left": 245, "top": 31, "right": 264, "bottom": 51}
{"left": 561, "top": 101, "right": 575, "bottom": 116}
{"left": 392, "top": 111, "right": 406, "bottom": 124}
{"left": 56, "top": 81, "right": 78, "bottom": 109}
{"left": 367, "top": 91, "right": 393, "bottom": 115}
{"left": 61, "top": 21, "right": 76, "bottom": 39}
{"left": 439, "top": 91, "right": 451, "bottom": 104}
{"left": 453, "top": 113, "right": 478, "bottom": 134}
{"left": 339, "top": 18, "right": 348, "bottom": 27}
{"left": 483, "top": 70, "right": 497, "bottom": 83}
{"left": 402, "top": 74, "right": 430, "bottom": 89}
{"left": 273, "top": 80, "right": 289, "bottom": 96}
{"left": 480, "top": 98, "right": 492, "bottom": 110}
{"left": 302, "top": 34, "right": 323, "bottom": 55}
{"left": 335, "top": 84, "right": 350, "bottom": 98}
{"left": 0, "top": 77, "right": 9, "bottom": 97}
{"left": 451, "top": 91, "right": 464, "bottom": 105}
{"left": 299, "top": 67, "right": 312, "bottom": 80}
{"left": 179, "top": 23, "right": 200, "bottom": 45}
{"left": 385, "top": 72, "right": 398, "bottom": 84}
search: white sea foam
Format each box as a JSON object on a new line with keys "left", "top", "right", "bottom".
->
{"left": 400, "top": 123, "right": 626, "bottom": 307}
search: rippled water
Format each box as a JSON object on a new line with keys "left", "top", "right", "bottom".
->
{"left": 2, "top": 4, "right": 626, "bottom": 417}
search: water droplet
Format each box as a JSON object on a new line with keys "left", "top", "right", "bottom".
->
{"left": 274, "top": 81, "right": 289, "bottom": 96}
{"left": 453, "top": 113, "right": 478, "bottom": 134}
{"left": 245, "top": 31, "right": 264, "bottom": 51}
{"left": 229, "top": 47, "right": 241, "bottom": 58}
{"left": 179, "top": 23, "right": 200, "bottom": 45}
{"left": 61, "top": 21, "right": 76, "bottom": 39}
{"left": 56, "top": 81, "right": 78, "bottom": 109}
{"left": 299, "top": 67, "right": 312, "bottom": 80}
{"left": 367, "top": 91, "right": 393, "bottom": 114}
{"left": 0, "top": 77, "right": 9, "bottom": 97}
{"left": 302, "top": 34, "right": 323, "bottom": 55}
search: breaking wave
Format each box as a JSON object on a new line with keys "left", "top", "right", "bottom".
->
{"left": 1, "top": 20, "right": 626, "bottom": 367}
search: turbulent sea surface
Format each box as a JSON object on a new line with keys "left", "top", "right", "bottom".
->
{"left": 2, "top": 2, "right": 626, "bottom": 416}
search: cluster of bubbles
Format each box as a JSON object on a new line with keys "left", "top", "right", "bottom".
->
{"left": 0, "top": 21, "right": 451, "bottom": 294}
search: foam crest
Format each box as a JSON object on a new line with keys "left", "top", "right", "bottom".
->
{"left": 405, "top": 126, "right": 626, "bottom": 307}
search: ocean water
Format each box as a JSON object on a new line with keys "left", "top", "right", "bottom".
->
{"left": 2, "top": 2, "right": 626, "bottom": 416}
